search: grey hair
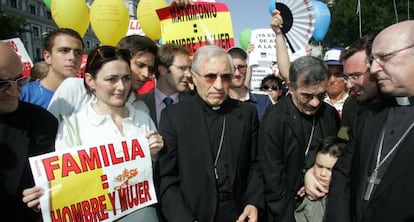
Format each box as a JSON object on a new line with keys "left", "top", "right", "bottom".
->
{"left": 289, "top": 56, "right": 330, "bottom": 89}
{"left": 191, "top": 45, "right": 234, "bottom": 73}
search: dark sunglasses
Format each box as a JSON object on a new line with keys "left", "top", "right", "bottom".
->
{"left": 0, "top": 75, "right": 30, "bottom": 92}
{"left": 234, "top": 64, "right": 247, "bottom": 73}
{"left": 88, "top": 46, "right": 131, "bottom": 68}
{"left": 261, "top": 85, "right": 279, "bottom": 91}
{"left": 192, "top": 71, "right": 233, "bottom": 84}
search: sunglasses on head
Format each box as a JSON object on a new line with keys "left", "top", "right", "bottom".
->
{"left": 261, "top": 84, "right": 279, "bottom": 91}
{"left": 0, "top": 75, "right": 30, "bottom": 92}
{"left": 192, "top": 71, "right": 233, "bottom": 84}
{"left": 88, "top": 46, "right": 131, "bottom": 68}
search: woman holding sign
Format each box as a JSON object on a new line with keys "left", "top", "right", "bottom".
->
{"left": 23, "top": 46, "right": 163, "bottom": 222}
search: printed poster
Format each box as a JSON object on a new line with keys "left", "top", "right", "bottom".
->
{"left": 157, "top": 2, "right": 235, "bottom": 55}
{"left": 29, "top": 136, "right": 157, "bottom": 222}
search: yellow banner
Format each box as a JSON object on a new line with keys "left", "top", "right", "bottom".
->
{"left": 157, "top": 2, "right": 235, "bottom": 55}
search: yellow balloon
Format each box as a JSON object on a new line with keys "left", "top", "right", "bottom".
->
{"left": 137, "top": 0, "right": 168, "bottom": 41}
{"left": 51, "top": 0, "right": 89, "bottom": 37}
{"left": 90, "top": 0, "right": 130, "bottom": 46}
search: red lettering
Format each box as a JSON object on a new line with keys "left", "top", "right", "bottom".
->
{"left": 131, "top": 139, "right": 145, "bottom": 159}
{"left": 78, "top": 148, "right": 101, "bottom": 171}
{"left": 108, "top": 143, "right": 124, "bottom": 164}
{"left": 100, "top": 145, "right": 110, "bottom": 166}
{"left": 50, "top": 195, "right": 108, "bottom": 222}
{"left": 42, "top": 156, "right": 60, "bottom": 181}
{"left": 138, "top": 180, "right": 152, "bottom": 203}
{"left": 61, "top": 153, "right": 82, "bottom": 177}
{"left": 121, "top": 141, "right": 130, "bottom": 161}
{"left": 108, "top": 191, "right": 117, "bottom": 215}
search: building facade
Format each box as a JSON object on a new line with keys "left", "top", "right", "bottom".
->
{"left": 1, "top": 0, "right": 140, "bottom": 62}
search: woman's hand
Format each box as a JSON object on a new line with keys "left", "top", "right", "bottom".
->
{"left": 22, "top": 186, "right": 43, "bottom": 212}
{"left": 146, "top": 131, "right": 164, "bottom": 162}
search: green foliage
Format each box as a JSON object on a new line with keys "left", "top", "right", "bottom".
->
{"left": 0, "top": 4, "right": 29, "bottom": 39}
{"left": 318, "top": 0, "right": 412, "bottom": 48}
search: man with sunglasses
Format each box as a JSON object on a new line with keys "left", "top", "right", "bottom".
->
{"left": 20, "top": 28, "right": 84, "bottom": 109}
{"left": 259, "top": 56, "right": 340, "bottom": 222}
{"left": 325, "top": 20, "right": 414, "bottom": 222}
{"left": 157, "top": 45, "right": 264, "bottom": 222}
{"left": 227, "top": 47, "right": 273, "bottom": 121}
{"left": 0, "top": 42, "right": 58, "bottom": 220}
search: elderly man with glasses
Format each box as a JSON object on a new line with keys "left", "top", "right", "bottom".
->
{"left": 157, "top": 45, "right": 264, "bottom": 222}
{"left": 0, "top": 42, "right": 58, "bottom": 220}
{"left": 326, "top": 20, "right": 414, "bottom": 222}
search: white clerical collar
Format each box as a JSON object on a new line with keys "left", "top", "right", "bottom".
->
{"left": 212, "top": 106, "right": 221, "bottom": 110}
{"left": 395, "top": 96, "right": 414, "bottom": 106}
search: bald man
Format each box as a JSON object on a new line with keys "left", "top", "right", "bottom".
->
{"left": 326, "top": 20, "right": 414, "bottom": 222}
{"left": 0, "top": 42, "right": 58, "bottom": 220}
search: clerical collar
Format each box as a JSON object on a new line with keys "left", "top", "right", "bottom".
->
{"left": 395, "top": 96, "right": 414, "bottom": 106}
{"left": 212, "top": 106, "right": 221, "bottom": 111}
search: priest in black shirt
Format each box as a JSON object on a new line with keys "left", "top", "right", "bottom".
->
{"left": 157, "top": 45, "right": 264, "bottom": 222}
{"left": 326, "top": 20, "right": 414, "bottom": 222}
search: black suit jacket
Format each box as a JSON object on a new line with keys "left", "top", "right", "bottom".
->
{"left": 259, "top": 95, "right": 340, "bottom": 222}
{"left": 0, "top": 102, "right": 58, "bottom": 221}
{"left": 140, "top": 89, "right": 193, "bottom": 125}
{"left": 157, "top": 96, "right": 264, "bottom": 222}
{"left": 327, "top": 99, "right": 414, "bottom": 222}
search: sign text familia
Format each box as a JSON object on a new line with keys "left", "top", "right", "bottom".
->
{"left": 42, "top": 139, "right": 145, "bottom": 180}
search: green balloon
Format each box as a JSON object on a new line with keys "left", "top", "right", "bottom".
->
{"left": 239, "top": 28, "right": 252, "bottom": 50}
{"left": 43, "top": 0, "right": 51, "bottom": 9}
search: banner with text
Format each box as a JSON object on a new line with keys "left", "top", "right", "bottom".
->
{"left": 157, "top": 2, "right": 234, "bottom": 55}
{"left": 2, "top": 37, "right": 33, "bottom": 76}
{"left": 29, "top": 136, "right": 157, "bottom": 222}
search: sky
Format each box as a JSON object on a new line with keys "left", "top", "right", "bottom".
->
{"left": 216, "top": 0, "right": 273, "bottom": 47}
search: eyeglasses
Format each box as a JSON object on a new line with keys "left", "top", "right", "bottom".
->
{"left": 192, "top": 70, "right": 233, "bottom": 84}
{"left": 261, "top": 85, "right": 279, "bottom": 91}
{"left": 342, "top": 68, "right": 369, "bottom": 82}
{"left": 88, "top": 46, "right": 131, "bottom": 68}
{"left": 171, "top": 64, "right": 191, "bottom": 73}
{"left": 0, "top": 75, "right": 30, "bottom": 92}
{"left": 233, "top": 64, "right": 248, "bottom": 73}
{"left": 299, "top": 91, "right": 327, "bottom": 102}
{"left": 367, "top": 43, "right": 414, "bottom": 67}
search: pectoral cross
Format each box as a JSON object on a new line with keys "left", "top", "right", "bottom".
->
{"left": 363, "top": 169, "right": 381, "bottom": 201}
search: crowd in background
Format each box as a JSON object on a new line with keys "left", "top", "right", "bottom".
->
{"left": 2, "top": 0, "right": 414, "bottom": 222}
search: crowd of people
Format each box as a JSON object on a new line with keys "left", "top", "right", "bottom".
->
{"left": 1, "top": 0, "right": 414, "bottom": 221}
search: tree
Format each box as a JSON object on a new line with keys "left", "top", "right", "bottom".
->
{"left": 0, "top": 3, "right": 29, "bottom": 40}
{"left": 318, "top": 0, "right": 413, "bottom": 48}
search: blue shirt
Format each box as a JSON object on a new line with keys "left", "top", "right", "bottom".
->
{"left": 20, "top": 80, "right": 54, "bottom": 109}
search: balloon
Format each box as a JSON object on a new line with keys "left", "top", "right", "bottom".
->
{"left": 137, "top": 0, "right": 168, "bottom": 41}
{"left": 43, "top": 0, "right": 51, "bottom": 9}
{"left": 239, "top": 28, "right": 252, "bottom": 51}
{"left": 51, "top": 0, "right": 90, "bottom": 37}
{"left": 90, "top": 0, "right": 130, "bottom": 46}
{"left": 312, "top": 0, "right": 331, "bottom": 42}
{"left": 268, "top": 0, "right": 276, "bottom": 15}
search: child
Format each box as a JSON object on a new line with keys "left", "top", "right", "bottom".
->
{"left": 294, "top": 136, "right": 347, "bottom": 222}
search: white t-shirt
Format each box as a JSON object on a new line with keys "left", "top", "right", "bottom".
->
{"left": 55, "top": 102, "right": 156, "bottom": 150}
{"left": 47, "top": 77, "right": 149, "bottom": 122}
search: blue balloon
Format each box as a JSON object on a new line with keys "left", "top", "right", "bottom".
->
{"left": 269, "top": 0, "right": 276, "bottom": 15}
{"left": 312, "top": 0, "right": 331, "bottom": 42}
